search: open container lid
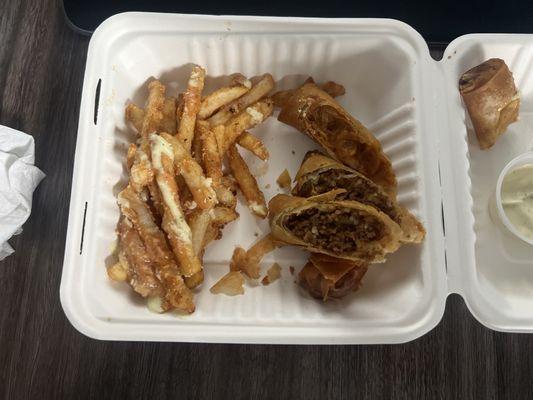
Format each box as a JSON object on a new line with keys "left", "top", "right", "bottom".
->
{"left": 60, "top": 12, "right": 533, "bottom": 343}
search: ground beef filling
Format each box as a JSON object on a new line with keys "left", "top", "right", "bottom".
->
{"left": 298, "top": 170, "right": 399, "bottom": 222}
{"left": 284, "top": 207, "right": 385, "bottom": 253}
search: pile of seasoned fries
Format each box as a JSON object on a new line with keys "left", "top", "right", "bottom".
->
{"left": 107, "top": 66, "right": 275, "bottom": 314}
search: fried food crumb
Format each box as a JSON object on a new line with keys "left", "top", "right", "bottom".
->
{"left": 210, "top": 271, "right": 245, "bottom": 296}
{"left": 261, "top": 263, "right": 281, "bottom": 285}
{"left": 276, "top": 169, "right": 291, "bottom": 190}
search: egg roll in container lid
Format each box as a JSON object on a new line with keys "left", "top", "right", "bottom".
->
{"left": 278, "top": 83, "right": 397, "bottom": 196}
{"left": 459, "top": 58, "right": 520, "bottom": 149}
{"left": 268, "top": 192, "right": 403, "bottom": 263}
{"left": 293, "top": 151, "right": 425, "bottom": 244}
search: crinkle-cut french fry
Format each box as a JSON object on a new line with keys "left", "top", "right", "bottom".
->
{"left": 198, "top": 85, "right": 250, "bottom": 120}
{"left": 227, "top": 145, "right": 267, "bottom": 218}
{"left": 161, "top": 97, "right": 177, "bottom": 134}
{"left": 125, "top": 103, "right": 145, "bottom": 132}
{"left": 177, "top": 65, "right": 205, "bottom": 152}
{"left": 160, "top": 132, "right": 217, "bottom": 210}
{"left": 236, "top": 131, "right": 269, "bottom": 160}
{"left": 117, "top": 218, "right": 164, "bottom": 298}
{"left": 117, "top": 186, "right": 194, "bottom": 313}
{"left": 207, "top": 73, "right": 274, "bottom": 127}
{"left": 198, "top": 122, "right": 235, "bottom": 207}
{"left": 150, "top": 134, "right": 203, "bottom": 279}
{"left": 221, "top": 99, "right": 273, "bottom": 155}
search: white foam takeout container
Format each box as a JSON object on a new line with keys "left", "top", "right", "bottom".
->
{"left": 60, "top": 12, "right": 533, "bottom": 343}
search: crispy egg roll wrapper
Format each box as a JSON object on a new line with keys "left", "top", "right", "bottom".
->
{"left": 278, "top": 83, "right": 396, "bottom": 196}
{"left": 459, "top": 58, "right": 519, "bottom": 150}
{"left": 298, "top": 254, "right": 368, "bottom": 300}
{"left": 268, "top": 193, "right": 403, "bottom": 263}
{"left": 293, "top": 151, "right": 425, "bottom": 243}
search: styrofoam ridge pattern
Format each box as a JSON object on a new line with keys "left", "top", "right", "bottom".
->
{"left": 61, "top": 14, "right": 447, "bottom": 343}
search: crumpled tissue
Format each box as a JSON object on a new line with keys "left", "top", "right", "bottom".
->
{"left": 0, "top": 125, "right": 45, "bottom": 261}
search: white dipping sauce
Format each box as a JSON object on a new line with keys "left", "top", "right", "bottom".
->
{"left": 501, "top": 163, "right": 533, "bottom": 241}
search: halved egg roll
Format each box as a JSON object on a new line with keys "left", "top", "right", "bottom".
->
{"left": 293, "top": 151, "right": 425, "bottom": 243}
{"left": 268, "top": 192, "right": 403, "bottom": 263}
{"left": 278, "top": 83, "right": 396, "bottom": 195}
{"left": 299, "top": 253, "right": 368, "bottom": 300}
{"left": 459, "top": 58, "right": 519, "bottom": 150}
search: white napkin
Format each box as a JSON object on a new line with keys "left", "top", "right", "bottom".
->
{"left": 0, "top": 125, "right": 45, "bottom": 261}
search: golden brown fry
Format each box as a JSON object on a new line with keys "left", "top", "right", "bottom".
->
{"left": 141, "top": 80, "right": 165, "bottom": 138}
{"left": 230, "top": 73, "right": 252, "bottom": 88}
{"left": 212, "top": 206, "right": 239, "bottom": 226}
{"left": 161, "top": 97, "right": 177, "bottom": 134}
{"left": 261, "top": 263, "right": 281, "bottom": 285}
{"left": 177, "top": 65, "right": 205, "bottom": 152}
{"left": 160, "top": 132, "right": 217, "bottom": 210}
{"left": 198, "top": 122, "right": 236, "bottom": 207}
{"left": 117, "top": 186, "right": 194, "bottom": 313}
{"left": 192, "top": 124, "right": 204, "bottom": 167}
{"left": 213, "top": 124, "right": 226, "bottom": 158}
{"left": 221, "top": 99, "right": 274, "bottom": 155}
{"left": 138, "top": 81, "right": 166, "bottom": 216}
{"left": 126, "top": 143, "right": 137, "bottom": 171}
{"left": 188, "top": 209, "right": 212, "bottom": 256}
{"left": 130, "top": 147, "right": 153, "bottom": 193}
{"left": 176, "top": 93, "right": 184, "bottom": 129}
{"left": 107, "top": 260, "right": 128, "bottom": 282}
{"left": 208, "top": 73, "right": 274, "bottom": 126}
{"left": 150, "top": 134, "right": 202, "bottom": 279}
{"left": 236, "top": 131, "right": 269, "bottom": 161}
{"left": 198, "top": 85, "right": 249, "bottom": 120}
{"left": 276, "top": 169, "right": 291, "bottom": 190}
{"left": 185, "top": 271, "right": 204, "bottom": 289}
{"left": 227, "top": 145, "right": 267, "bottom": 218}
{"left": 221, "top": 175, "right": 238, "bottom": 196}
{"left": 117, "top": 218, "right": 163, "bottom": 298}
{"left": 125, "top": 103, "right": 144, "bottom": 132}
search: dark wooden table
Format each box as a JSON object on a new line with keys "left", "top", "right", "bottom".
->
{"left": 1, "top": 1, "right": 533, "bottom": 399}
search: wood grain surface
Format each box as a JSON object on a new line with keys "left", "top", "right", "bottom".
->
{"left": 1, "top": 1, "right": 533, "bottom": 399}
